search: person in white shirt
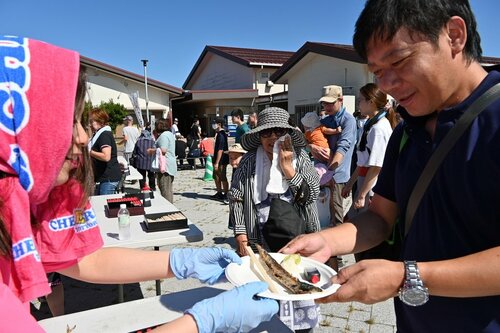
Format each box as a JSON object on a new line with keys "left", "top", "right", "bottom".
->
{"left": 342, "top": 83, "right": 397, "bottom": 214}
{"left": 171, "top": 118, "right": 179, "bottom": 136}
{"left": 121, "top": 115, "right": 140, "bottom": 164}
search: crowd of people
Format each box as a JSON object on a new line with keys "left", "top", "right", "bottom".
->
{"left": 1, "top": 0, "right": 499, "bottom": 332}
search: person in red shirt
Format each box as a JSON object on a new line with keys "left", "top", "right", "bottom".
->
{"left": 199, "top": 131, "right": 214, "bottom": 167}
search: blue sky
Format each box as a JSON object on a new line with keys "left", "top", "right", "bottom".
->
{"left": 1, "top": 0, "right": 499, "bottom": 88}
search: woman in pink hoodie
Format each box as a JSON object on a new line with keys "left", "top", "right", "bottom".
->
{"left": 0, "top": 36, "right": 277, "bottom": 332}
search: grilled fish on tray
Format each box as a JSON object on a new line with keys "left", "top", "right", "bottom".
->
{"left": 256, "top": 244, "right": 323, "bottom": 294}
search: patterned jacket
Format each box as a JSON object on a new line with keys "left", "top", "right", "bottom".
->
{"left": 229, "top": 148, "right": 320, "bottom": 247}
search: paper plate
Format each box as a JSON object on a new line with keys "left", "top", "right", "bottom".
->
{"left": 225, "top": 252, "right": 340, "bottom": 301}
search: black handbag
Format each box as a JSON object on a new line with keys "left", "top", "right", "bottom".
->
{"left": 262, "top": 195, "right": 306, "bottom": 252}
{"left": 188, "top": 148, "right": 201, "bottom": 158}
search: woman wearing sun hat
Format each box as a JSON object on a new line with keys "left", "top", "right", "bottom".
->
{"left": 229, "top": 107, "right": 320, "bottom": 332}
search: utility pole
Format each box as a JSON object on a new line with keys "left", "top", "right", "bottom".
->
{"left": 141, "top": 59, "right": 150, "bottom": 123}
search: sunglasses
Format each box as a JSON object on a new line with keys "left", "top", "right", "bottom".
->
{"left": 259, "top": 127, "right": 290, "bottom": 138}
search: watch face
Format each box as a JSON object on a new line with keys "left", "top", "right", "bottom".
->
{"left": 402, "top": 288, "right": 429, "bottom": 306}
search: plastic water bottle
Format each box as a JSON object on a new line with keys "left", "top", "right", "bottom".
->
{"left": 117, "top": 204, "right": 131, "bottom": 240}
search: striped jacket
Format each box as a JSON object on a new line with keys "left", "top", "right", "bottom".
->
{"left": 133, "top": 135, "right": 155, "bottom": 171}
{"left": 229, "top": 148, "right": 320, "bottom": 247}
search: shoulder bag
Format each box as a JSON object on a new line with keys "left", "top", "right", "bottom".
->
{"left": 262, "top": 185, "right": 307, "bottom": 252}
{"left": 358, "top": 83, "right": 500, "bottom": 261}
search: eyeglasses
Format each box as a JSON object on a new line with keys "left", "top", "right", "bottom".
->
{"left": 259, "top": 127, "right": 290, "bottom": 138}
{"left": 321, "top": 101, "right": 337, "bottom": 107}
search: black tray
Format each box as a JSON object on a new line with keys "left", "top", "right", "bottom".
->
{"left": 123, "top": 191, "right": 155, "bottom": 200}
{"left": 144, "top": 212, "right": 188, "bottom": 232}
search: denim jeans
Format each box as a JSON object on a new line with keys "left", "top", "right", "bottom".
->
{"left": 96, "top": 181, "right": 119, "bottom": 195}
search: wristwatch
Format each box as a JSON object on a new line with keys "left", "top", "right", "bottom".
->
{"left": 398, "top": 260, "right": 429, "bottom": 306}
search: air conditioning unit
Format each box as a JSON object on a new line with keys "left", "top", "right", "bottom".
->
{"left": 266, "top": 80, "right": 274, "bottom": 87}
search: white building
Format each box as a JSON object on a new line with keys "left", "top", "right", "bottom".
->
{"left": 81, "top": 56, "right": 182, "bottom": 127}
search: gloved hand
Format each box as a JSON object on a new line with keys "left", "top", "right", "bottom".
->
{"left": 186, "top": 281, "right": 279, "bottom": 333}
{"left": 170, "top": 247, "right": 242, "bottom": 284}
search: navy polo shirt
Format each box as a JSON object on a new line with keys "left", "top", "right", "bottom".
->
{"left": 374, "top": 71, "right": 500, "bottom": 333}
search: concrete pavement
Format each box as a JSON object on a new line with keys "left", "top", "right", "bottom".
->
{"left": 33, "top": 165, "right": 396, "bottom": 332}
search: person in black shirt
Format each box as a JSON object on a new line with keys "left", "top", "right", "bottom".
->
{"left": 175, "top": 134, "right": 188, "bottom": 168}
{"left": 89, "top": 108, "right": 122, "bottom": 195}
{"left": 211, "top": 117, "right": 229, "bottom": 201}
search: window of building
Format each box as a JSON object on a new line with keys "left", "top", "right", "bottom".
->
{"left": 258, "top": 72, "right": 270, "bottom": 83}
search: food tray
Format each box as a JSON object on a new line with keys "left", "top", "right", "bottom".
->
{"left": 123, "top": 191, "right": 155, "bottom": 200}
{"left": 144, "top": 211, "right": 188, "bottom": 232}
{"left": 105, "top": 197, "right": 145, "bottom": 218}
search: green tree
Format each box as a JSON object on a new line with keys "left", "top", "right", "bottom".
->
{"left": 99, "top": 99, "right": 128, "bottom": 131}
{"left": 86, "top": 99, "right": 129, "bottom": 131}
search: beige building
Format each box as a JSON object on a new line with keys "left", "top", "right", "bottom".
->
{"left": 81, "top": 56, "right": 182, "bottom": 127}
{"left": 173, "top": 45, "right": 294, "bottom": 135}
{"left": 270, "top": 42, "right": 372, "bottom": 125}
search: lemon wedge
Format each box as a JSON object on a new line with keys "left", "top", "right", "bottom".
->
{"left": 280, "top": 254, "right": 302, "bottom": 278}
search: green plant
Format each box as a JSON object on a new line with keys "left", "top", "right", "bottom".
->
{"left": 84, "top": 99, "right": 128, "bottom": 131}
{"left": 98, "top": 99, "right": 129, "bottom": 131}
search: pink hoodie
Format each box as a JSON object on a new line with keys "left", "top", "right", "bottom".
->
{"left": 0, "top": 36, "right": 103, "bottom": 306}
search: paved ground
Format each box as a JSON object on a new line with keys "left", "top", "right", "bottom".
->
{"left": 32, "top": 164, "right": 396, "bottom": 332}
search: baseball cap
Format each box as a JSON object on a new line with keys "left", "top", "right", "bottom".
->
{"left": 174, "top": 118, "right": 178, "bottom": 122}
{"left": 224, "top": 143, "right": 247, "bottom": 154}
{"left": 318, "top": 85, "right": 343, "bottom": 103}
{"left": 124, "top": 115, "right": 133, "bottom": 121}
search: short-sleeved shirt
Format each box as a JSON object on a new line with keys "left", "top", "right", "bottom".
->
{"left": 122, "top": 126, "right": 140, "bottom": 153}
{"left": 33, "top": 179, "right": 103, "bottom": 271}
{"left": 356, "top": 117, "right": 392, "bottom": 168}
{"left": 305, "top": 126, "right": 329, "bottom": 149}
{"left": 156, "top": 131, "right": 177, "bottom": 177}
{"left": 200, "top": 138, "right": 215, "bottom": 156}
{"left": 374, "top": 71, "right": 500, "bottom": 332}
{"left": 91, "top": 130, "right": 122, "bottom": 182}
{"left": 214, "top": 130, "right": 229, "bottom": 165}
{"left": 235, "top": 123, "right": 250, "bottom": 143}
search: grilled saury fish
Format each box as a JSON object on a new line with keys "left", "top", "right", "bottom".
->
{"left": 256, "top": 244, "right": 322, "bottom": 294}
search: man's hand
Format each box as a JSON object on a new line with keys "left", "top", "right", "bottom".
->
{"left": 317, "top": 260, "right": 405, "bottom": 304}
{"left": 280, "top": 233, "right": 333, "bottom": 263}
{"left": 213, "top": 163, "right": 219, "bottom": 172}
{"left": 341, "top": 183, "right": 353, "bottom": 198}
{"left": 310, "top": 144, "right": 329, "bottom": 162}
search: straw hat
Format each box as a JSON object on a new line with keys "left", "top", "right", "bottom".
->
{"left": 240, "top": 107, "right": 307, "bottom": 151}
{"left": 225, "top": 143, "right": 247, "bottom": 154}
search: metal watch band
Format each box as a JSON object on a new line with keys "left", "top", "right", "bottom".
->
{"left": 400, "top": 260, "right": 429, "bottom": 306}
{"left": 405, "top": 260, "right": 424, "bottom": 288}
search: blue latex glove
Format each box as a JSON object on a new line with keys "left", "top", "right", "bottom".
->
{"left": 186, "top": 281, "right": 279, "bottom": 333}
{"left": 170, "top": 247, "right": 242, "bottom": 284}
